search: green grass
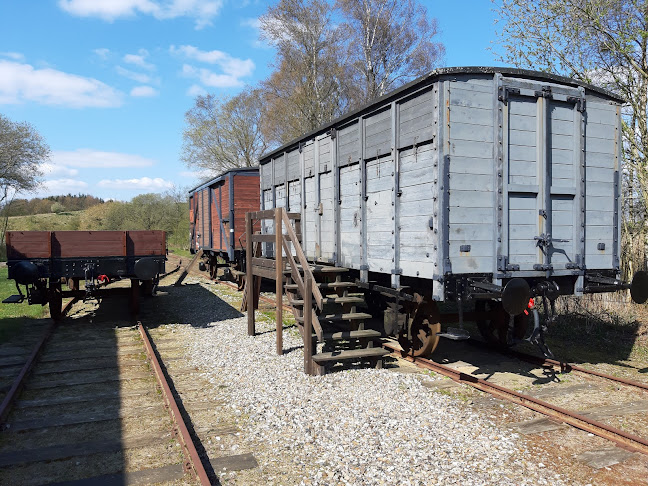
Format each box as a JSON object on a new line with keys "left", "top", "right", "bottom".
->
{"left": 0, "top": 266, "right": 47, "bottom": 343}
{"left": 168, "top": 247, "right": 193, "bottom": 258}
{"left": 7, "top": 211, "right": 82, "bottom": 231}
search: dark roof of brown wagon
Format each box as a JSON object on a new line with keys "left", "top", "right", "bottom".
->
{"left": 188, "top": 166, "right": 258, "bottom": 194}
{"left": 259, "top": 66, "right": 623, "bottom": 164}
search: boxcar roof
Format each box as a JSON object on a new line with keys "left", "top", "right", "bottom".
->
{"left": 260, "top": 66, "right": 623, "bottom": 164}
{"left": 188, "top": 166, "right": 259, "bottom": 194}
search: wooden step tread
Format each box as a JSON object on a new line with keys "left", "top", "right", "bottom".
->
{"left": 312, "top": 347, "right": 389, "bottom": 363}
{"left": 285, "top": 265, "right": 349, "bottom": 274}
{"left": 289, "top": 296, "right": 365, "bottom": 306}
{"left": 284, "top": 282, "right": 357, "bottom": 291}
{"left": 322, "top": 330, "right": 382, "bottom": 340}
{"left": 319, "top": 312, "right": 372, "bottom": 322}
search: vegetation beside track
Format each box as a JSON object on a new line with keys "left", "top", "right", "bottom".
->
{"left": 0, "top": 266, "right": 47, "bottom": 343}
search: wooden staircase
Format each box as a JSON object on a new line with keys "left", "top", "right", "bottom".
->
{"left": 244, "top": 209, "right": 387, "bottom": 375}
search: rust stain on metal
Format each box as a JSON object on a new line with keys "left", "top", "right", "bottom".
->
{"left": 138, "top": 322, "right": 211, "bottom": 485}
{"left": 384, "top": 341, "right": 648, "bottom": 456}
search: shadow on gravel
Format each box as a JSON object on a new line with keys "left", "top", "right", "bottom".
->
{"left": 140, "top": 283, "right": 244, "bottom": 329}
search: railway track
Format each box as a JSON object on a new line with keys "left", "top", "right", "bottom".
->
{"left": 0, "top": 308, "right": 210, "bottom": 484}
{"left": 383, "top": 341, "right": 648, "bottom": 457}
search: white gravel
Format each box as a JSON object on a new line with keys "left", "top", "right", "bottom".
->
{"left": 181, "top": 279, "right": 573, "bottom": 486}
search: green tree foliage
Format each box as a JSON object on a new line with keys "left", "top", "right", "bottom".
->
{"left": 493, "top": 0, "right": 648, "bottom": 276}
{"left": 259, "top": 0, "right": 352, "bottom": 144}
{"left": 77, "top": 192, "right": 190, "bottom": 250}
{"left": 181, "top": 88, "right": 268, "bottom": 176}
{"left": 0, "top": 114, "right": 49, "bottom": 204}
{"left": 1, "top": 194, "right": 104, "bottom": 216}
{"left": 50, "top": 201, "right": 65, "bottom": 214}
{"left": 336, "top": 0, "right": 445, "bottom": 103}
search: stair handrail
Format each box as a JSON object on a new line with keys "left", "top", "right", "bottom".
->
{"left": 281, "top": 210, "right": 323, "bottom": 310}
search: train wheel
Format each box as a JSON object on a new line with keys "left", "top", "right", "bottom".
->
{"left": 399, "top": 301, "right": 441, "bottom": 357}
{"left": 48, "top": 280, "right": 63, "bottom": 322}
{"left": 475, "top": 301, "right": 526, "bottom": 346}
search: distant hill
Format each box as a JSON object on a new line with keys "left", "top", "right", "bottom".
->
{"left": 2, "top": 194, "right": 104, "bottom": 217}
{"left": 7, "top": 211, "right": 83, "bottom": 232}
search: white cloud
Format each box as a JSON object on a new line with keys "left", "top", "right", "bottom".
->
{"left": 124, "top": 49, "right": 155, "bottom": 71}
{"left": 51, "top": 149, "right": 156, "bottom": 168}
{"left": 97, "top": 177, "right": 173, "bottom": 190}
{"left": 41, "top": 162, "right": 79, "bottom": 178}
{"left": 130, "top": 85, "right": 159, "bottom": 97}
{"left": 0, "top": 60, "right": 123, "bottom": 108}
{"left": 186, "top": 84, "right": 207, "bottom": 97}
{"left": 42, "top": 178, "right": 89, "bottom": 193}
{"left": 0, "top": 52, "right": 26, "bottom": 62}
{"left": 181, "top": 64, "right": 246, "bottom": 88}
{"left": 171, "top": 45, "right": 254, "bottom": 78}
{"left": 180, "top": 169, "right": 211, "bottom": 180}
{"left": 116, "top": 66, "right": 154, "bottom": 84}
{"left": 58, "top": 0, "right": 223, "bottom": 30}
{"left": 93, "top": 48, "right": 110, "bottom": 60}
{"left": 172, "top": 45, "right": 255, "bottom": 89}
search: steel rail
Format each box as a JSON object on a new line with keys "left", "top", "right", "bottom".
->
{"left": 383, "top": 341, "right": 648, "bottom": 456}
{"left": 500, "top": 346, "right": 648, "bottom": 392}
{"left": 463, "top": 338, "right": 648, "bottom": 393}
{"left": 137, "top": 323, "right": 211, "bottom": 485}
{"left": 0, "top": 320, "right": 57, "bottom": 426}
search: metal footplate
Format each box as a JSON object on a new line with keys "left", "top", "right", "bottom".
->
{"left": 2, "top": 295, "right": 24, "bottom": 304}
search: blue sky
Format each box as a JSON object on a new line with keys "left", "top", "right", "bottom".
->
{"left": 0, "top": 0, "right": 503, "bottom": 201}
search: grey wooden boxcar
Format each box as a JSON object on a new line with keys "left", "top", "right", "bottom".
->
{"left": 258, "top": 67, "right": 647, "bottom": 356}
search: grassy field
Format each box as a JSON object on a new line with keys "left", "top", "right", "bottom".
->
{"left": 6, "top": 211, "right": 83, "bottom": 231}
{"left": 0, "top": 266, "right": 47, "bottom": 343}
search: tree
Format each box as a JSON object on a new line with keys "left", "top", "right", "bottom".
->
{"left": 50, "top": 201, "right": 65, "bottom": 214}
{"left": 0, "top": 113, "right": 49, "bottom": 257}
{"left": 181, "top": 88, "right": 268, "bottom": 174}
{"left": 492, "top": 0, "right": 648, "bottom": 277}
{"left": 0, "top": 114, "right": 48, "bottom": 202}
{"left": 259, "top": 0, "right": 351, "bottom": 144}
{"left": 335, "top": 0, "right": 445, "bottom": 103}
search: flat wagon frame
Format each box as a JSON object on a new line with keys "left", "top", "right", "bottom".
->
{"left": 4, "top": 230, "right": 166, "bottom": 318}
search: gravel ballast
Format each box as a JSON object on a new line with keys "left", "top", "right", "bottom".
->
{"left": 166, "top": 278, "right": 572, "bottom": 485}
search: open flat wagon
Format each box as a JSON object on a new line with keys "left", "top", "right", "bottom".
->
{"left": 255, "top": 66, "right": 648, "bottom": 362}
{"left": 189, "top": 167, "right": 259, "bottom": 279}
{"left": 3, "top": 230, "right": 166, "bottom": 319}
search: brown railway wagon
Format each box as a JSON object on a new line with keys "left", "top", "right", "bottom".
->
{"left": 3, "top": 230, "right": 166, "bottom": 318}
{"left": 189, "top": 167, "right": 259, "bottom": 278}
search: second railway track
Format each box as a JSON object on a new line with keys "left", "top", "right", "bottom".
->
{"left": 0, "top": 280, "right": 260, "bottom": 486}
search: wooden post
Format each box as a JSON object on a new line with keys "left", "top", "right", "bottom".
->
{"left": 275, "top": 208, "right": 283, "bottom": 355}
{"left": 246, "top": 212, "right": 255, "bottom": 336}
{"left": 304, "top": 273, "right": 313, "bottom": 375}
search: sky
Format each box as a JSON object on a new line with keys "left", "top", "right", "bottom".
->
{"left": 0, "top": 0, "right": 503, "bottom": 202}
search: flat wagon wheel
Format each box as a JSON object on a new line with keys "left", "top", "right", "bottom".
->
{"left": 475, "top": 301, "right": 526, "bottom": 346}
{"left": 399, "top": 300, "right": 441, "bottom": 357}
{"left": 48, "top": 279, "right": 63, "bottom": 322}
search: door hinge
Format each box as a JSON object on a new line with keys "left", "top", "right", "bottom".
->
{"left": 498, "top": 86, "right": 520, "bottom": 104}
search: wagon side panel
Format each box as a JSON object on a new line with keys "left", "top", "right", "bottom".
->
{"left": 584, "top": 97, "right": 619, "bottom": 270}
{"left": 398, "top": 85, "right": 438, "bottom": 280}
{"left": 339, "top": 163, "right": 361, "bottom": 268}
{"left": 233, "top": 173, "right": 260, "bottom": 251}
{"left": 447, "top": 78, "right": 496, "bottom": 274}
{"left": 6, "top": 231, "right": 51, "bottom": 259}
{"left": 52, "top": 231, "right": 126, "bottom": 258}
{"left": 127, "top": 230, "right": 166, "bottom": 256}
